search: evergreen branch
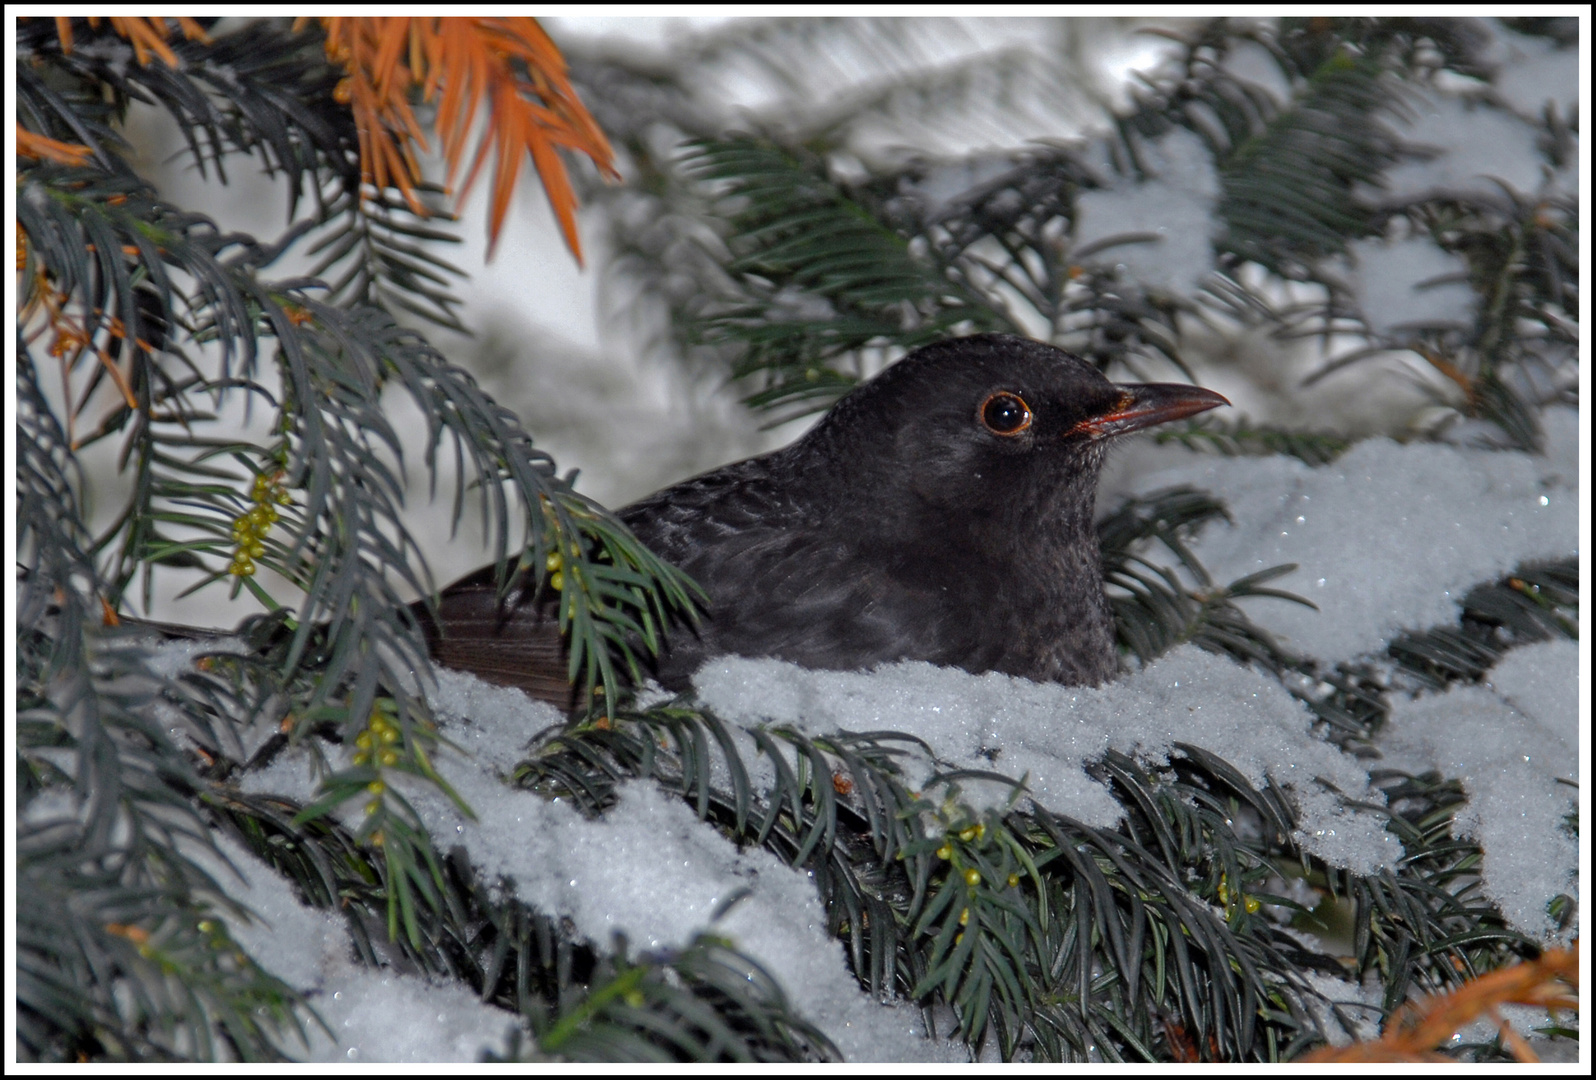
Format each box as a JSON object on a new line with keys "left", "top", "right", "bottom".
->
{"left": 18, "top": 18, "right": 356, "bottom": 212}
{"left": 18, "top": 19, "right": 471, "bottom": 332}
{"left": 304, "top": 186, "right": 469, "bottom": 332}
{"left": 1215, "top": 51, "right": 1399, "bottom": 271}
{"left": 1386, "top": 557, "right": 1577, "bottom": 690}
{"left": 18, "top": 79, "right": 701, "bottom": 1018}
{"left": 20, "top": 155, "right": 696, "bottom": 718}
{"left": 681, "top": 136, "right": 1008, "bottom": 419}
{"left": 1341, "top": 769, "right": 1540, "bottom": 1010}
{"left": 312, "top": 16, "right": 618, "bottom": 260}
{"left": 513, "top": 698, "right": 1370, "bottom": 1061}
{"left": 516, "top": 936, "right": 839, "bottom": 1062}
{"left": 18, "top": 360, "right": 313, "bottom": 1058}
{"left": 510, "top": 648, "right": 1554, "bottom": 1058}
{"left": 216, "top": 771, "right": 835, "bottom": 1063}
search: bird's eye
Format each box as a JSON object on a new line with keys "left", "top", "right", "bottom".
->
{"left": 980, "top": 392, "right": 1032, "bottom": 435}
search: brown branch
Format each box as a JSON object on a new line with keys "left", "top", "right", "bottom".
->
{"left": 1304, "top": 944, "right": 1578, "bottom": 1063}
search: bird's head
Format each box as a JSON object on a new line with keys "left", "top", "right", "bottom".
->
{"left": 809, "top": 333, "right": 1228, "bottom": 531}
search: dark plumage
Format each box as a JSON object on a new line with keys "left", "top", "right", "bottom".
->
{"left": 419, "top": 334, "right": 1227, "bottom": 705}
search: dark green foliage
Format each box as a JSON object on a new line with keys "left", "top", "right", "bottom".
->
{"left": 18, "top": 14, "right": 701, "bottom": 713}
{"left": 504, "top": 936, "right": 839, "bottom": 1062}
{"left": 18, "top": 851, "right": 311, "bottom": 1062}
{"left": 18, "top": 19, "right": 353, "bottom": 199}
{"left": 16, "top": 17, "right": 700, "bottom": 1062}
{"left": 1110, "top": 22, "right": 1422, "bottom": 274}
{"left": 1429, "top": 191, "right": 1578, "bottom": 452}
{"left": 1215, "top": 52, "right": 1397, "bottom": 271}
{"left": 1386, "top": 558, "right": 1577, "bottom": 689}
{"left": 682, "top": 137, "right": 1007, "bottom": 421}
{"left": 16, "top": 476, "right": 309, "bottom": 1060}
{"left": 18, "top": 17, "right": 470, "bottom": 331}
{"left": 19, "top": 348, "right": 300, "bottom": 1060}
{"left": 304, "top": 183, "right": 472, "bottom": 333}
{"left": 672, "top": 133, "right": 1201, "bottom": 419}
{"left": 18, "top": 162, "right": 696, "bottom": 709}
{"left": 906, "top": 147, "right": 1196, "bottom": 381}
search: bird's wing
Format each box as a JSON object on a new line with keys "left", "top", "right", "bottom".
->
{"left": 620, "top": 456, "right": 803, "bottom": 553}
{"left": 629, "top": 466, "right": 975, "bottom": 679}
{"left": 416, "top": 462, "right": 796, "bottom": 705}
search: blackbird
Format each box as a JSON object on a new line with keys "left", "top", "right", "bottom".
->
{"left": 420, "top": 334, "right": 1227, "bottom": 706}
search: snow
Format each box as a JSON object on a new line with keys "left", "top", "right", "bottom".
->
{"left": 418, "top": 686, "right": 968, "bottom": 1062}
{"left": 900, "top": 155, "right": 1021, "bottom": 221}
{"left": 1072, "top": 127, "right": 1219, "bottom": 295}
{"left": 180, "top": 832, "right": 524, "bottom": 1063}
{"left": 1297, "top": 970, "right": 1384, "bottom": 1047}
{"left": 1345, "top": 236, "right": 1474, "bottom": 337}
{"left": 1483, "top": 22, "right": 1579, "bottom": 118}
{"left": 1382, "top": 92, "right": 1548, "bottom": 202}
{"left": 1380, "top": 681, "right": 1579, "bottom": 941}
{"left": 144, "top": 635, "right": 284, "bottom": 764}
{"left": 693, "top": 645, "right": 1402, "bottom": 874}
{"left": 1120, "top": 406, "right": 1580, "bottom": 662}
{"left": 305, "top": 964, "right": 521, "bottom": 1064}
{"left": 1484, "top": 639, "right": 1580, "bottom": 752}
{"left": 142, "top": 634, "right": 235, "bottom": 680}
{"left": 1223, "top": 38, "right": 1292, "bottom": 104}
{"left": 425, "top": 667, "right": 566, "bottom": 771}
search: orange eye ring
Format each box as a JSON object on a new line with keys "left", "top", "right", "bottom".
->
{"left": 979, "top": 391, "right": 1032, "bottom": 436}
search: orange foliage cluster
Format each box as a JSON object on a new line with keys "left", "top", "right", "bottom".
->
{"left": 1304, "top": 943, "right": 1579, "bottom": 1063}
{"left": 16, "top": 126, "right": 94, "bottom": 166}
{"left": 310, "top": 17, "right": 618, "bottom": 261}
{"left": 52, "top": 15, "right": 210, "bottom": 66}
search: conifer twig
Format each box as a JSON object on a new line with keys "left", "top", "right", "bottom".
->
{"left": 308, "top": 17, "right": 618, "bottom": 260}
